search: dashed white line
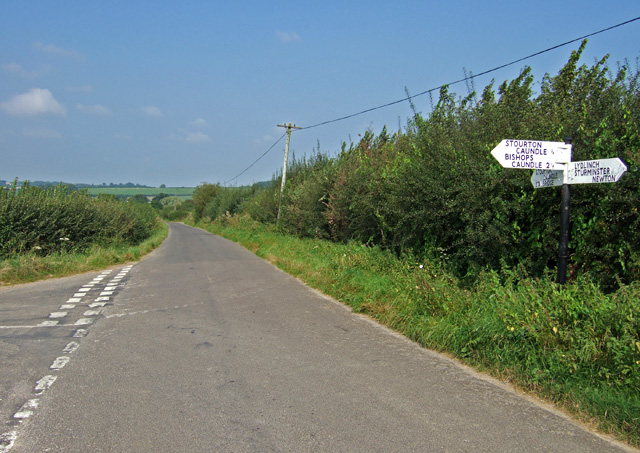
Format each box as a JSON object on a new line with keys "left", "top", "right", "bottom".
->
{"left": 83, "top": 309, "right": 102, "bottom": 317}
{"left": 50, "top": 357, "right": 70, "bottom": 370}
{"left": 13, "top": 399, "right": 39, "bottom": 419}
{"left": 37, "top": 321, "right": 58, "bottom": 327}
{"left": 88, "top": 302, "right": 107, "bottom": 308}
{"left": 63, "top": 341, "right": 80, "bottom": 354}
{"left": 48, "top": 312, "right": 67, "bottom": 319}
{"left": 0, "top": 430, "right": 18, "bottom": 452}
{"left": 34, "top": 375, "right": 57, "bottom": 393}
{"left": 73, "top": 329, "right": 88, "bottom": 338}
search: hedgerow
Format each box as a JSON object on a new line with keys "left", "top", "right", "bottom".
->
{"left": 0, "top": 180, "right": 158, "bottom": 258}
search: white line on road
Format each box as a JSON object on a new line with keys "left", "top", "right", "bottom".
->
{"left": 63, "top": 341, "right": 80, "bottom": 354}
{"left": 34, "top": 375, "right": 57, "bottom": 393}
{"left": 50, "top": 357, "right": 70, "bottom": 370}
{"left": 13, "top": 399, "right": 39, "bottom": 419}
{"left": 48, "top": 312, "right": 67, "bottom": 319}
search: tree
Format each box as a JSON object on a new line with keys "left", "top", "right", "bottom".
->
{"left": 192, "top": 182, "right": 219, "bottom": 220}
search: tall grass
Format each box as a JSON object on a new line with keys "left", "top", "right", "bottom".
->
{"left": 193, "top": 215, "right": 640, "bottom": 447}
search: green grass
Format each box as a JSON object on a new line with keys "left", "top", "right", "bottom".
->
{"left": 87, "top": 187, "right": 194, "bottom": 199}
{"left": 0, "top": 222, "right": 168, "bottom": 285}
{"left": 190, "top": 215, "right": 640, "bottom": 448}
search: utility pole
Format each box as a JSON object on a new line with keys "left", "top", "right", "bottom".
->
{"left": 277, "top": 123, "right": 301, "bottom": 221}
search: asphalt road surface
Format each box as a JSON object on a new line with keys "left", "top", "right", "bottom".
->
{"left": 0, "top": 223, "right": 634, "bottom": 452}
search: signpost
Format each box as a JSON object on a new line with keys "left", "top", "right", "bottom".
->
{"left": 490, "top": 139, "right": 571, "bottom": 170}
{"left": 566, "top": 158, "right": 627, "bottom": 185}
{"left": 531, "top": 169, "right": 563, "bottom": 188}
{"left": 531, "top": 158, "right": 627, "bottom": 188}
{"left": 491, "top": 137, "right": 628, "bottom": 284}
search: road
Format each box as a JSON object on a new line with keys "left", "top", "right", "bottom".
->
{"left": 0, "top": 222, "right": 633, "bottom": 452}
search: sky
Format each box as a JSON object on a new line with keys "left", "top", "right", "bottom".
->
{"left": 1, "top": 1, "right": 639, "bottom": 187}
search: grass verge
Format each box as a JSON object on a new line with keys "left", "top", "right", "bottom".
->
{"left": 0, "top": 222, "right": 168, "bottom": 286}
{"left": 190, "top": 215, "right": 640, "bottom": 448}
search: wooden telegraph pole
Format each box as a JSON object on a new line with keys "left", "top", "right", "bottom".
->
{"left": 277, "top": 123, "right": 301, "bottom": 221}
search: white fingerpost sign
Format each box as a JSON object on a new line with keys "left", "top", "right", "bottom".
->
{"left": 491, "top": 139, "right": 572, "bottom": 170}
{"left": 531, "top": 169, "right": 563, "bottom": 188}
{"left": 490, "top": 137, "right": 628, "bottom": 285}
{"left": 566, "top": 158, "right": 627, "bottom": 185}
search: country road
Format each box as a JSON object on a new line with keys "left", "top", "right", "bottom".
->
{"left": 0, "top": 222, "right": 634, "bottom": 452}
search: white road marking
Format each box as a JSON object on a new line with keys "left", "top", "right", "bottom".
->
{"left": 37, "top": 321, "right": 58, "bottom": 327}
{"left": 50, "top": 357, "right": 70, "bottom": 370}
{"left": 89, "top": 302, "right": 107, "bottom": 308}
{"left": 73, "top": 293, "right": 86, "bottom": 298}
{"left": 83, "top": 309, "right": 102, "bottom": 317}
{"left": 60, "top": 304, "right": 75, "bottom": 310}
{"left": 68, "top": 297, "right": 83, "bottom": 302}
{"left": 75, "top": 318, "right": 94, "bottom": 326}
{"left": 63, "top": 341, "right": 80, "bottom": 353}
{"left": 13, "top": 399, "right": 39, "bottom": 419}
{"left": 95, "top": 296, "right": 110, "bottom": 302}
{"left": 34, "top": 375, "right": 57, "bottom": 392}
{"left": 73, "top": 329, "right": 88, "bottom": 338}
{"left": 78, "top": 288, "right": 91, "bottom": 292}
{"left": 104, "top": 286, "right": 117, "bottom": 291}
{"left": 49, "top": 312, "right": 67, "bottom": 319}
{"left": 0, "top": 430, "right": 18, "bottom": 452}
{"left": 100, "top": 291, "right": 114, "bottom": 296}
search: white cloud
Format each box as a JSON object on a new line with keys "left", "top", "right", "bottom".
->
{"left": 191, "top": 118, "right": 208, "bottom": 128}
{"left": 184, "top": 131, "right": 210, "bottom": 144}
{"left": 33, "top": 42, "right": 81, "bottom": 58}
{"left": 141, "top": 105, "right": 163, "bottom": 117}
{"left": 76, "top": 103, "right": 112, "bottom": 115}
{"left": 22, "top": 127, "right": 63, "bottom": 139}
{"left": 1, "top": 88, "right": 66, "bottom": 116}
{"left": 276, "top": 31, "right": 301, "bottom": 43}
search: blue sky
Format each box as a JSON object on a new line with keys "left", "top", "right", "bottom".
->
{"left": 1, "top": 1, "right": 639, "bottom": 187}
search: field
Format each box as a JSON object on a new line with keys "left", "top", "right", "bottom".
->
{"left": 86, "top": 187, "right": 195, "bottom": 199}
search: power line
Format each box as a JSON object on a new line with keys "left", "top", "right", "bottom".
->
{"left": 223, "top": 132, "right": 287, "bottom": 185}
{"left": 224, "top": 15, "right": 640, "bottom": 184}
{"left": 301, "top": 15, "right": 640, "bottom": 130}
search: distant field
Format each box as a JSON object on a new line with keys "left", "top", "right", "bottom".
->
{"left": 87, "top": 187, "right": 195, "bottom": 199}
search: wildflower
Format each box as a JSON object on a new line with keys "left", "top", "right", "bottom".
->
{"left": 508, "top": 326, "right": 515, "bottom": 332}
{"left": 419, "top": 264, "right": 424, "bottom": 269}
{"left": 59, "top": 237, "right": 70, "bottom": 241}
{"left": 552, "top": 326, "right": 558, "bottom": 334}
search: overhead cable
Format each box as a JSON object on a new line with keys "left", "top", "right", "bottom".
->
{"left": 224, "top": 132, "right": 287, "bottom": 185}
{"left": 301, "top": 15, "right": 640, "bottom": 130}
